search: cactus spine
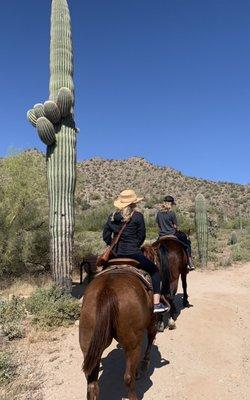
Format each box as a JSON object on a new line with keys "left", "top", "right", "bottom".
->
{"left": 27, "top": 0, "right": 77, "bottom": 290}
{"left": 195, "top": 194, "right": 208, "bottom": 267}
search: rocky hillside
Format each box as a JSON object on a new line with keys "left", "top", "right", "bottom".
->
{"left": 4, "top": 150, "right": 248, "bottom": 220}
{"left": 77, "top": 156, "right": 249, "bottom": 220}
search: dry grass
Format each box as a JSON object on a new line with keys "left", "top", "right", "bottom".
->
{"left": 0, "top": 274, "right": 53, "bottom": 300}
{"left": 0, "top": 340, "right": 44, "bottom": 400}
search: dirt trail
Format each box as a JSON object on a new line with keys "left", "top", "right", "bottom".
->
{"left": 39, "top": 263, "right": 250, "bottom": 400}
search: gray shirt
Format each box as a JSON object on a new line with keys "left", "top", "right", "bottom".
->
{"left": 156, "top": 210, "right": 177, "bottom": 236}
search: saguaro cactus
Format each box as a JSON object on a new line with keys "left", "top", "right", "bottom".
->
{"left": 195, "top": 194, "right": 208, "bottom": 267}
{"left": 229, "top": 231, "right": 237, "bottom": 245}
{"left": 27, "top": 0, "right": 77, "bottom": 289}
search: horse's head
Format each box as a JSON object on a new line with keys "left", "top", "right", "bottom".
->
{"left": 80, "top": 254, "right": 99, "bottom": 283}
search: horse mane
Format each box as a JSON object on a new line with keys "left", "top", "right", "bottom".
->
{"left": 141, "top": 244, "right": 156, "bottom": 262}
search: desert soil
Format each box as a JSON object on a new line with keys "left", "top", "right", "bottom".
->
{"left": 12, "top": 263, "right": 250, "bottom": 399}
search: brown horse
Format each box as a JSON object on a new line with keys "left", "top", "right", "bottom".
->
{"left": 142, "top": 237, "right": 190, "bottom": 331}
{"left": 79, "top": 269, "right": 157, "bottom": 400}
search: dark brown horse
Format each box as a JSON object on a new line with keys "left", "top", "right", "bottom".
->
{"left": 142, "top": 237, "right": 190, "bottom": 331}
{"left": 79, "top": 269, "right": 157, "bottom": 400}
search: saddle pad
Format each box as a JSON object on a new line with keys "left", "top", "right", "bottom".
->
{"left": 96, "top": 265, "right": 153, "bottom": 291}
{"left": 107, "top": 258, "right": 140, "bottom": 268}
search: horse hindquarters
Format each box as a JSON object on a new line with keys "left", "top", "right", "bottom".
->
{"left": 80, "top": 285, "right": 118, "bottom": 399}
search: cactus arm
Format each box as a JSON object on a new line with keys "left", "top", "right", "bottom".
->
{"left": 27, "top": 0, "right": 77, "bottom": 290}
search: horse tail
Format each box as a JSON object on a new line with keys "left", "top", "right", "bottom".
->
{"left": 83, "top": 286, "right": 119, "bottom": 375}
{"left": 159, "top": 242, "right": 171, "bottom": 297}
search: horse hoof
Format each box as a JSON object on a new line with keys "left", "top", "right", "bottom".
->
{"left": 157, "top": 321, "right": 164, "bottom": 332}
{"left": 183, "top": 300, "right": 190, "bottom": 308}
{"left": 168, "top": 318, "right": 176, "bottom": 330}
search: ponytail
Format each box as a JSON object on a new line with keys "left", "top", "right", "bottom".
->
{"left": 121, "top": 204, "right": 136, "bottom": 221}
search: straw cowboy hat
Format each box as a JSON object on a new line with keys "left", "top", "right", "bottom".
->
{"left": 114, "top": 189, "right": 144, "bottom": 210}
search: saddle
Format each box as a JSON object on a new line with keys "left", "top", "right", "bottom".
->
{"left": 96, "top": 258, "right": 153, "bottom": 291}
{"left": 153, "top": 235, "right": 187, "bottom": 252}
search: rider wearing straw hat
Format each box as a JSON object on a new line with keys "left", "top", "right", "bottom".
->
{"left": 103, "top": 189, "right": 169, "bottom": 313}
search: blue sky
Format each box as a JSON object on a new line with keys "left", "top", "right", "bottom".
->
{"left": 0, "top": 0, "right": 250, "bottom": 184}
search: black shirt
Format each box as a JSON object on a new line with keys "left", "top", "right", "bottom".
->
{"left": 103, "top": 211, "right": 146, "bottom": 256}
{"left": 156, "top": 210, "right": 177, "bottom": 236}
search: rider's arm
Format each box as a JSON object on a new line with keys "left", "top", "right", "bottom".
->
{"left": 102, "top": 219, "right": 112, "bottom": 245}
{"left": 103, "top": 213, "right": 122, "bottom": 245}
{"left": 171, "top": 211, "right": 178, "bottom": 230}
{"left": 137, "top": 213, "right": 146, "bottom": 246}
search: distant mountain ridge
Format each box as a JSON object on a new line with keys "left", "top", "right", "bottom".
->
{"left": 5, "top": 150, "right": 249, "bottom": 219}
{"left": 77, "top": 156, "right": 249, "bottom": 219}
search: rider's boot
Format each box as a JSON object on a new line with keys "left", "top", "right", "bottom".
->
{"left": 153, "top": 302, "right": 169, "bottom": 313}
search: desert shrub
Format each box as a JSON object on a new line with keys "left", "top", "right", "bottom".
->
{"left": 91, "top": 193, "right": 101, "bottom": 200}
{"left": 146, "top": 226, "right": 158, "bottom": 240}
{"left": 231, "top": 233, "right": 250, "bottom": 262}
{"left": 0, "top": 349, "right": 16, "bottom": 385}
{"left": 25, "top": 285, "right": 80, "bottom": 329}
{"left": 81, "top": 200, "right": 91, "bottom": 211}
{"left": 222, "top": 217, "right": 250, "bottom": 230}
{"left": 78, "top": 202, "right": 113, "bottom": 232}
{"left": 218, "top": 256, "right": 232, "bottom": 267}
{"left": 144, "top": 197, "right": 161, "bottom": 209}
{"left": 0, "top": 151, "right": 49, "bottom": 278}
{"left": 176, "top": 212, "right": 195, "bottom": 234}
{"left": 231, "top": 245, "right": 246, "bottom": 262}
{"left": 0, "top": 297, "right": 26, "bottom": 340}
{"left": 74, "top": 231, "right": 104, "bottom": 268}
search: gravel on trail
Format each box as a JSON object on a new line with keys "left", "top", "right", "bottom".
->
{"left": 29, "top": 263, "right": 250, "bottom": 400}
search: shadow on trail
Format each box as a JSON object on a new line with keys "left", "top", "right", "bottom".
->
{"left": 71, "top": 275, "right": 89, "bottom": 299}
{"left": 161, "top": 293, "right": 194, "bottom": 329}
{"left": 173, "top": 293, "right": 193, "bottom": 320}
{"left": 98, "top": 341, "right": 169, "bottom": 400}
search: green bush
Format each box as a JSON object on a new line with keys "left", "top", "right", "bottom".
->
{"left": 25, "top": 285, "right": 80, "bottom": 329}
{"left": 77, "top": 202, "right": 113, "bottom": 232}
{"left": 0, "top": 151, "right": 50, "bottom": 278}
{"left": 0, "top": 349, "right": 16, "bottom": 385}
{"left": 231, "top": 240, "right": 250, "bottom": 262}
{"left": 0, "top": 297, "right": 26, "bottom": 340}
{"left": 144, "top": 196, "right": 163, "bottom": 209}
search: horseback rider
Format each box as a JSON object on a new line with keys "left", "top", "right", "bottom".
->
{"left": 156, "top": 195, "right": 195, "bottom": 271}
{"left": 103, "top": 189, "right": 169, "bottom": 313}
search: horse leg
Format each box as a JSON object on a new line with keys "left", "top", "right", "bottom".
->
{"left": 168, "top": 279, "right": 178, "bottom": 330}
{"left": 181, "top": 271, "right": 189, "bottom": 307}
{"left": 141, "top": 320, "right": 157, "bottom": 372}
{"left": 86, "top": 363, "right": 100, "bottom": 400}
{"left": 168, "top": 297, "right": 176, "bottom": 330}
{"left": 157, "top": 313, "right": 165, "bottom": 332}
{"left": 124, "top": 345, "right": 141, "bottom": 400}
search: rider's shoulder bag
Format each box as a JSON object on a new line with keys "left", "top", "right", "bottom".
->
{"left": 97, "top": 221, "right": 129, "bottom": 267}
